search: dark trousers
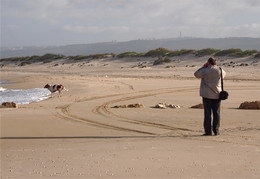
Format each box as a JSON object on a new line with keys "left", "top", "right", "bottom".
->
{"left": 203, "top": 97, "right": 221, "bottom": 135}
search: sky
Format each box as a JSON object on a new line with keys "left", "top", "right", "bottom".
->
{"left": 1, "top": 0, "right": 260, "bottom": 47}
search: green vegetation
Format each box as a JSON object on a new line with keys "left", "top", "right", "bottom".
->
{"left": 195, "top": 48, "right": 220, "bottom": 57}
{"left": 168, "top": 49, "right": 195, "bottom": 56}
{"left": 68, "top": 53, "right": 116, "bottom": 60}
{"left": 144, "top": 48, "right": 172, "bottom": 57}
{"left": 0, "top": 53, "right": 65, "bottom": 63}
{"left": 234, "top": 50, "right": 258, "bottom": 57}
{"left": 0, "top": 56, "right": 27, "bottom": 62}
{"left": 68, "top": 55, "right": 90, "bottom": 61}
{"left": 214, "top": 49, "right": 242, "bottom": 56}
{"left": 1, "top": 49, "right": 259, "bottom": 65}
{"left": 214, "top": 49, "right": 259, "bottom": 57}
{"left": 117, "top": 52, "right": 143, "bottom": 58}
{"left": 88, "top": 53, "right": 116, "bottom": 59}
{"left": 39, "top": 54, "right": 65, "bottom": 61}
{"left": 144, "top": 48, "right": 195, "bottom": 57}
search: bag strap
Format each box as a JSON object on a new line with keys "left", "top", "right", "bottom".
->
{"left": 220, "top": 67, "right": 224, "bottom": 91}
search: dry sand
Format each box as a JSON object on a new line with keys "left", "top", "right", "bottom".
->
{"left": 1, "top": 56, "right": 260, "bottom": 178}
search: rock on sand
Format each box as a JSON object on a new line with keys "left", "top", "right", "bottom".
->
{"left": 239, "top": 101, "right": 260, "bottom": 109}
{"left": 1, "top": 102, "right": 18, "bottom": 108}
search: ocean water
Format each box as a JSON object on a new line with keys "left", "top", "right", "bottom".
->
{"left": 0, "top": 80, "right": 51, "bottom": 104}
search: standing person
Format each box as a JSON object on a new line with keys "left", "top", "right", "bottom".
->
{"left": 194, "top": 57, "right": 226, "bottom": 136}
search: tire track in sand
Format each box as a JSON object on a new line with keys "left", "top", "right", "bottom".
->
{"left": 55, "top": 86, "right": 199, "bottom": 135}
{"left": 92, "top": 87, "right": 199, "bottom": 134}
{"left": 56, "top": 104, "right": 155, "bottom": 135}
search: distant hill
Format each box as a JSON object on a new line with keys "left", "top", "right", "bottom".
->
{"left": 1, "top": 37, "right": 260, "bottom": 58}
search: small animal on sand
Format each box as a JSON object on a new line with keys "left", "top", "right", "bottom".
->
{"left": 44, "top": 84, "right": 65, "bottom": 97}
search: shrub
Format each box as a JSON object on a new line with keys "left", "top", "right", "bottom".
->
{"left": 145, "top": 48, "right": 172, "bottom": 57}
{"left": 235, "top": 50, "right": 258, "bottom": 57}
{"left": 27, "top": 55, "right": 40, "bottom": 62}
{"left": 36, "top": 54, "right": 64, "bottom": 63}
{"left": 195, "top": 48, "right": 220, "bottom": 57}
{"left": 168, "top": 49, "right": 195, "bottom": 56}
{"left": 89, "top": 53, "right": 116, "bottom": 59}
{"left": 117, "top": 52, "right": 142, "bottom": 58}
{"left": 0, "top": 54, "right": 66, "bottom": 64}
{"left": 71, "top": 55, "right": 90, "bottom": 61}
{"left": 0, "top": 56, "right": 27, "bottom": 62}
{"left": 214, "top": 49, "right": 243, "bottom": 56}
{"left": 38, "top": 54, "right": 65, "bottom": 61}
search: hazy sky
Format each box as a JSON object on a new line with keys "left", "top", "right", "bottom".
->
{"left": 1, "top": 0, "right": 260, "bottom": 47}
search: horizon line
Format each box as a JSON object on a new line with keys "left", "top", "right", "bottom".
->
{"left": 1, "top": 36, "right": 260, "bottom": 49}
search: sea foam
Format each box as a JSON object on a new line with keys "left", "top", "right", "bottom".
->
{"left": 0, "top": 81, "right": 51, "bottom": 104}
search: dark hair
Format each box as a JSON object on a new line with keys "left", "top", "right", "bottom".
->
{"left": 208, "top": 57, "right": 216, "bottom": 65}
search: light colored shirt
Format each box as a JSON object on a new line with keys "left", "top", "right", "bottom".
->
{"left": 194, "top": 65, "right": 226, "bottom": 99}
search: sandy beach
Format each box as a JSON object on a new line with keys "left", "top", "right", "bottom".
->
{"left": 1, "top": 56, "right": 260, "bottom": 178}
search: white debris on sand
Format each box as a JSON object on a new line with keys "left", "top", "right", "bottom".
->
{"left": 154, "top": 103, "right": 182, "bottom": 109}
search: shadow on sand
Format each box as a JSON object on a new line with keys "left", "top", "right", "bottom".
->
{"left": 1, "top": 134, "right": 209, "bottom": 140}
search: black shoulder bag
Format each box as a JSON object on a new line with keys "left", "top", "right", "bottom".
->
{"left": 219, "top": 67, "right": 229, "bottom": 100}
